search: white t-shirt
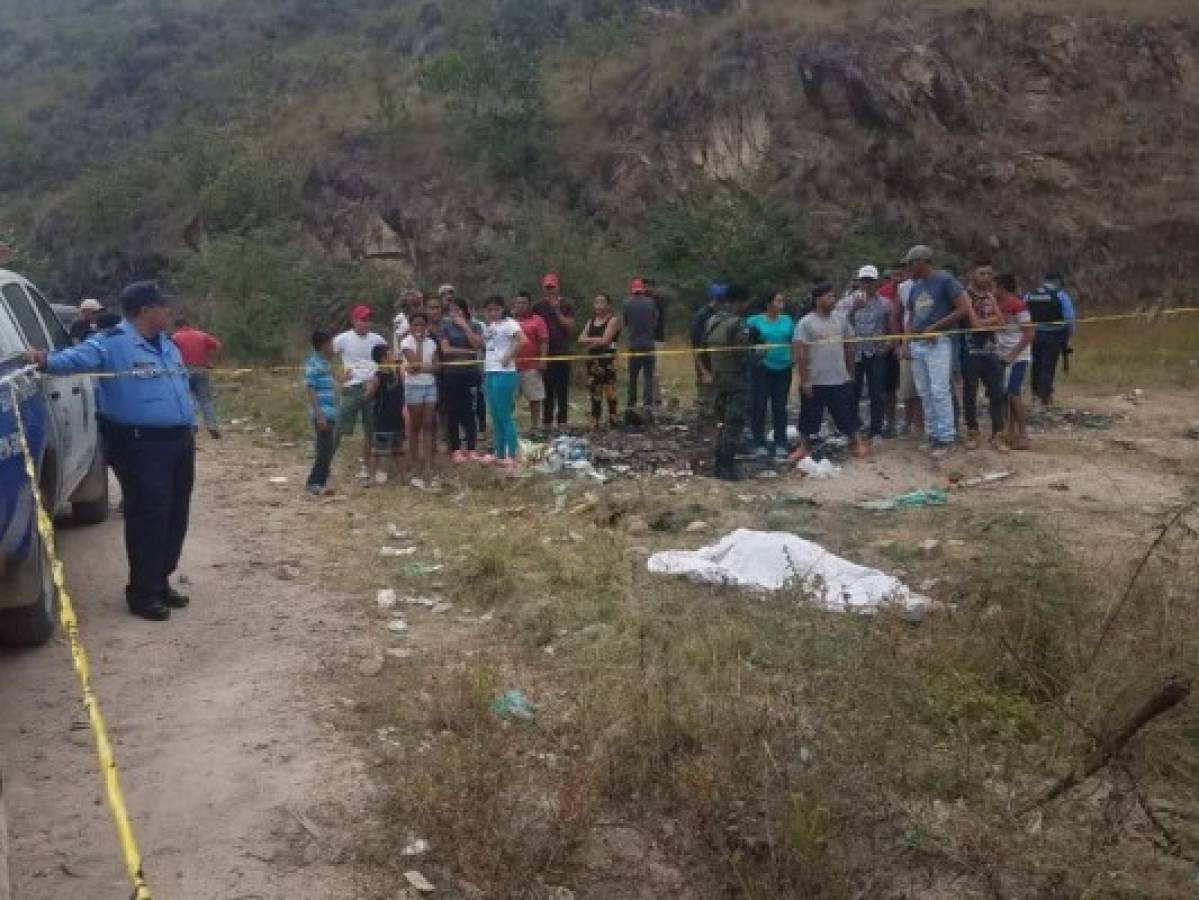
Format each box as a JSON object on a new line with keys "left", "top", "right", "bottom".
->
{"left": 483, "top": 318, "right": 523, "bottom": 372}
{"left": 333, "top": 329, "right": 387, "bottom": 386}
{"left": 392, "top": 313, "right": 410, "bottom": 353}
{"left": 399, "top": 334, "right": 438, "bottom": 386}
{"left": 996, "top": 298, "right": 1033, "bottom": 363}
{"left": 898, "top": 280, "right": 914, "bottom": 329}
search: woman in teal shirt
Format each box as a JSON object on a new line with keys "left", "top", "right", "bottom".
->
{"left": 747, "top": 292, "right": 796, "bottom": 458}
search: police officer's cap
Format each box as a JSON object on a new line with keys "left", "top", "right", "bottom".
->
{"left": 119, "top": 280, "right": 167, "bottom": 316}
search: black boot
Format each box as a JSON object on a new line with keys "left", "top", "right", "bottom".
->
{"left": 163, "top": 586, "right": 190, "bottom": 609}
{"left": 127, "top": 587, "right": 171, "bottom": 621}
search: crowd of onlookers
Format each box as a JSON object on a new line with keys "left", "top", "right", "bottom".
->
{"left": 298, "top": 248, "right": 1077, "bottom": 491}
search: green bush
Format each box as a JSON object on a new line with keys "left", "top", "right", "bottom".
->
{"left": 176, "top": 224, "right": 400, "bottom": 360}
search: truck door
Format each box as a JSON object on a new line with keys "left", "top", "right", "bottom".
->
{"left": 0, "top": 283, "right": 92, "bottom": 498}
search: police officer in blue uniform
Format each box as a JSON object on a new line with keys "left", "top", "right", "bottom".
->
{"left": 26, "top": 281, "right": 196, "bottom": 621}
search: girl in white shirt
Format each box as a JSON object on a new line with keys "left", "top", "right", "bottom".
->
{"left": 481, "top": 295, "right": 527, "bottom": 467}
{"left": 400, "top": 312, "right": 439, "bottom": 470}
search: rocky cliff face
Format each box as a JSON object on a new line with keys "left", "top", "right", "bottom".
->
{"left": 304, "top": 8, "right": 1197, "bottom": 304}
{"left": 5, "top": 4, "right": 1196, "bottom": 309}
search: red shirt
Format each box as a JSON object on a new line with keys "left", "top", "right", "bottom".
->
{"left": 173, "top": 326, "right": 221, "bottom": 368}
{"left": 514, "top": 313, "right": 549, "bottom": 372}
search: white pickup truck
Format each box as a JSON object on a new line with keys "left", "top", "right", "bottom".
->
{"left": 0, "top": 269, "right": 109, "bottom": 647}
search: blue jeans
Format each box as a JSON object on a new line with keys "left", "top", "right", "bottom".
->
{"left": 485, "top": 371, "right": 520, "bottom": 459}
{"left": 307, "top": 425, "right": 336, "bottom": 489}
{"left": 910, "top": 337, "right": 956, "bottom": 444}
{"left": 188, "top": 369, "right": 218, "bottom": 431}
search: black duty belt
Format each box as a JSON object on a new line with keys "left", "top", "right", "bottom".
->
{"left": 100, "top": 421, "right": 194, "bottom": 442}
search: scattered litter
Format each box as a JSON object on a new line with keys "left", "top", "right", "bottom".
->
{"left": 918, "top": 577, "right": 943, "bottom": 591}
{"left": 684, "top": 520, "right": 712, "bottom": 535}
{"left": 386, "top": 523, "right": 409, "bottom": 541}
{"left": 491, "top": 689, "right": 537, "bottom": 722}
{"left": 276, "top": 564, "right": 301, "bottom": 581}
{"left": 917, "top": 539, "right": 941, "bottom": 557}
{"left": 772, "top": 493, "right": 820, "bottom": 508}
{"left": 358, "top": 655, "right": 384, "bottom": 677}
{"left": 409, "top": 477, "right": 428, "bottom": 490}
{"left": 479, "top": 611, "right": 494, "bottom": 623}
{"left": 1049, "top": 481, "right": 1070, "bottom": 492}
{"left": 399, "top": 595, "right": 441, "bottom": 608}
{"left": 856, "top": 489, "right": 949, "bottom": 511}
{"left": 267, "top": 476, "right": 289, "bottom": 485}
{"left": 385, "top": 648, "right": 412, "bottom": 660}
{"left": 1028, "top": 405, "right": 1119, "bottom": 431}
{"left": 404, "top": 870, "right": 436, "bottom": 893}
{"left": 376, "top": 589, "right": 398, "bottom": 610}
{"left": 401, "top": 837, "right": 430, "bottom": 857}
{"left": 431, "top": 602, "right": 454, "bottom": 614}
{"left": 387, "top": 619, "right": 410, "bottom": 634}
{"left": 379, "top": 546, "right": 418, "bottom": 558}
{"left": 377, "top": 726, "right": 403, "bottom": 746}
{"left": 957, "top": 471, "right": 1013, "bottom": 489}
{"left": 795, "top": 456, "right": 841, "bottom": 480}
{"left": 648, "top": 529, "right": 928, "bottom": 613}
{"left": 404, "top": 563, "right": 444, "bottom": 577}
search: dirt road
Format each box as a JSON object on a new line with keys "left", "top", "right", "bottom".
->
{"left": 0, "top": 443, "right": 372, "bottom": 899}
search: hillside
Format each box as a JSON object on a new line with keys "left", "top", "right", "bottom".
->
{"left": 1, "top": 0, "right": 1197, "bottom": 354}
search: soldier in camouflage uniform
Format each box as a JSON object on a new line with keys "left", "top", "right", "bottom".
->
{"left": 703, "top": 284, "right": 758, "bottom": 481}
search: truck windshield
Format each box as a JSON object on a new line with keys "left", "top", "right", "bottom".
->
{"left": 2, "top": 282, "right": 49, "bottom": 352}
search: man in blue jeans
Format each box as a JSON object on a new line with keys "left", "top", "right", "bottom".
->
{"left": 903, "top": 245, "right": 972, "bottom": 459}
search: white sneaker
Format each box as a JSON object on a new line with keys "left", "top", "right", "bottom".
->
{"left": 357, "top": 467, "right": 370, "bottom": 481}
{"left": 374, "top": 471, "right": 388, "bottom": 485}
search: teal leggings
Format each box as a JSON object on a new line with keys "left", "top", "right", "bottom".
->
{"left": 485, "top": 371, "right": 520, "bottom": 459}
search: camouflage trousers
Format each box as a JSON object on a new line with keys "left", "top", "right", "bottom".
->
{"left": 695, "top": 377, "right": 716, "bottom": 423}
{"left": 713, "top": 377, "right": 749, "bottom": 467}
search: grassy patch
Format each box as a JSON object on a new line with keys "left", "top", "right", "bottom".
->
{"left": 324, "top": 457, "right": 1199, "bottom": 897}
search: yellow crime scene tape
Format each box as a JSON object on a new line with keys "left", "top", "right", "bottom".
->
{"left": 64, "top": 305, "right": 1199, "bottom": 380}
{"left": 0, "top": 301, "right": 1192, "bottom": 895}
{"left": 6, "top": 383, "right": 152, "bottom": 900}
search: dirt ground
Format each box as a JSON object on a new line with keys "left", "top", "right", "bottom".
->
{"left": 0, "top": 385, "right": 1195, "bottom": 899}
{"left": 0, "top": 441, "right": 377, "bottom": 900}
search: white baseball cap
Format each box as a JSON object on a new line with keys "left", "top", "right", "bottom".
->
{"left": 856, "top": 265, "right": 880, "bottom": 281}
{"left": 79, "top": 298, "right": 103, "bottom": 312}
{"left": 437, "top": 284, "right": 456, "bottom": 297}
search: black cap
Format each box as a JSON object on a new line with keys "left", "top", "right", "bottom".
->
{"left": 721, "top": 283, "right": 750, "bottom": 304}
{"left": 119, "top": 281, "right": 167, "bottom": 315}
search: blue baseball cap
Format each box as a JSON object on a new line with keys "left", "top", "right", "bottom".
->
{"left": 119, "top": 281, "right": 167, "bottom": 315}
{"left": 706, "top": 282, "right": 728, "bottom": 300}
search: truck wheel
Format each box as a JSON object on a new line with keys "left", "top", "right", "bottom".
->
{"left": 0, "top": 522, "right": 56, "bottom": 648}
{"left": 71, "top": 448, "right": 111, "bottom": 525}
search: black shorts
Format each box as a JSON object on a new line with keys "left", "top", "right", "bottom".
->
{"left": 372, "top": 430, "right": 404, "bottom": 453}
{"left": 798, "top": 383, "right": 860, "bottom": 439}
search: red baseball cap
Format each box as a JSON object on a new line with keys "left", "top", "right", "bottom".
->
{"left": 541, "top": 273, "right": 560, "bottom": 290}
{"left": 629, "top": 277, "right": 647, "bottom": 295}
{"left": 350, "top": 304, "right": 373, "bottom": 322}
